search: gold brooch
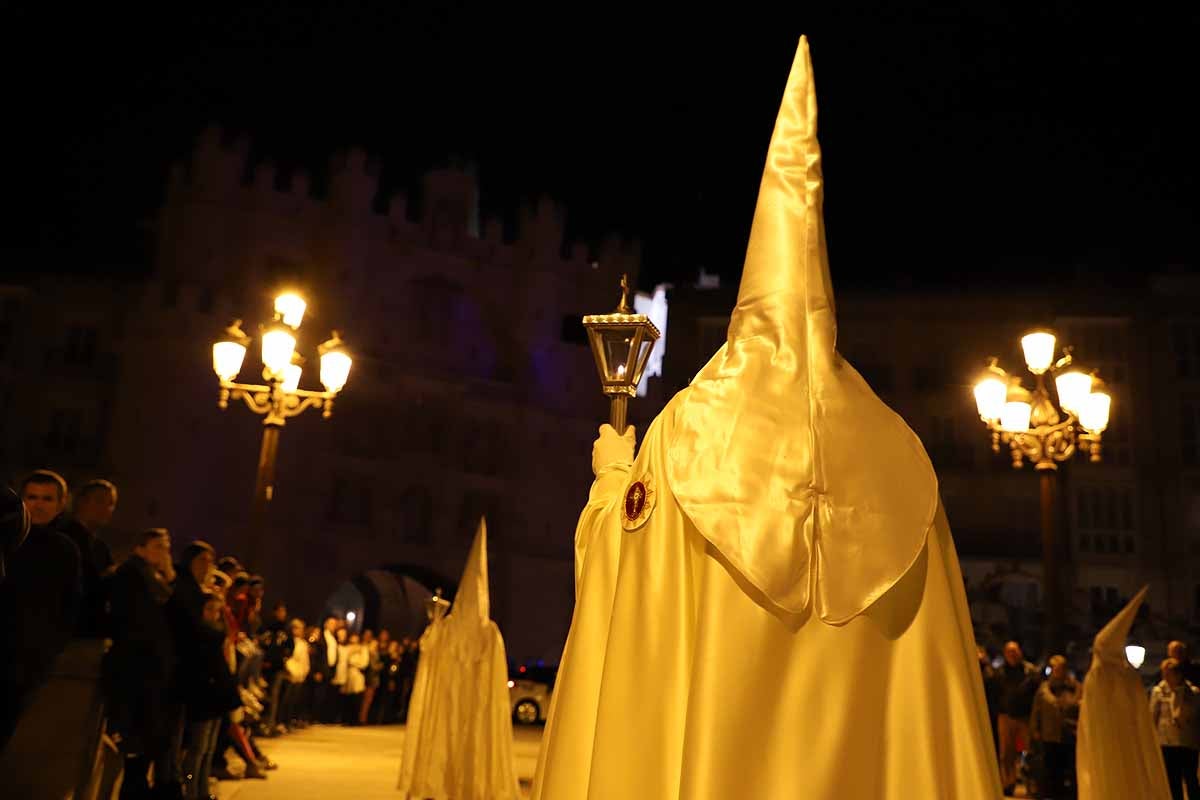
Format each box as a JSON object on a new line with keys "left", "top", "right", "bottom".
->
{"left": 622, "top": 471, "right": 655, "bottom": 531}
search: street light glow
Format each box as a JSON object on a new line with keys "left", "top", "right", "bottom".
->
{"left": 275, "top": 292, "right": 307, "bottom": 329}
{"left": 282, "top": 363, "right": 302, "bottom": 393}
{"left": 261, "top": 325, "right": 297, "bottom": 377}
{"left": 999, "top": 401, "right": 1032, "bottom": 433}
{"left": 1021, "top": 331, "right": 1057, "bottom": 374}
{"left": 973, "top": 331, "right": 1111, "bottom": 654}
{"left": 1126, "top": 644, "right": 1146, "bottom": 669}
{"left": 1055, "top": 368, "right": 1092, "bottom": 415}
{"left": 973, "top": 376, "right": 1007, "bottom": 421}
{"left": 320, "top": 348, "right": 352, "bottom": 393}
{"left": 212, "top": 341, "right": 247, "bottom": 382}
{"left": 1080, "top": 389, "right": 1112, "bottom": 434}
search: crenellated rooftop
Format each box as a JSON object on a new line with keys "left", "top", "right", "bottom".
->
{"left": 165, "top": 124, "right": 642, "bottom": 278}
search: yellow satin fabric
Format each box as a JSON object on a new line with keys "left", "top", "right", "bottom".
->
{"left": 669, "top": 37, "right": 937, "bottom": 622}
{"left": 532, "top": 393, "right": 1002, "bottom": 799}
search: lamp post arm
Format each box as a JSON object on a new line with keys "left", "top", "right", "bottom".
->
{"left": 218, "top": 380, "right": 339, "bottom": 422}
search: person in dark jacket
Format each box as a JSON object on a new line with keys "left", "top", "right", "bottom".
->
{"left": 104, "top": 528, "right": 176, "bottom": 799}
{"left": 0, "top": 471, "right": 82, "bottom": 747}
{"left": 179, "top": 594, "right": 239, "bottom": 800}
{"left": 259, "top": 601, "right": 293, "bottom": 735}
{"left": 61, "top": 478, "right": 118, "bottom": 638}
{"left": 991, "top": 640, "right": 1041, "bottom": 795}
{"left": 0, "top": 484, "right": 31, "bottom": 581}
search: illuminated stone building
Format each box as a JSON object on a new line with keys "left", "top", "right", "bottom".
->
{"left": 3, "top": 126, "right": 660, "bottom": 662}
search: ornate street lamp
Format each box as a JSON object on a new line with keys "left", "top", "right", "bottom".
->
{"left": 582, "top": 274, "right": 661, "bottom": 434}
{"left": 212, "top": 292, "right": 352, "bottom": 566}
{"left": 973, "top": 329, "right": 1112, "bottom": 653}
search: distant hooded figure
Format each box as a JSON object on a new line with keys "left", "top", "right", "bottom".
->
{"left": 1076, "top": 586, "right": 1171, "bottom": 799}
{"left": 532, "top": 37, "right": 1001, "bottom": 799}
{"left": 397, "top": 518, "right": 518, "bottom": 799}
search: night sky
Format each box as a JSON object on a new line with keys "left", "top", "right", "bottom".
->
{"left": 6, "top": 6, "right": 1199, "bottom": 291}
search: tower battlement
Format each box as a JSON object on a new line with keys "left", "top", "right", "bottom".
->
{"left": 165, "top": 123, "right": 641, "bottom": 280}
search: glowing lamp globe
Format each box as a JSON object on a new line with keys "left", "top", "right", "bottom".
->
{"left": 213, "top": 342, "right": 247, "bottom": 382}
{"left": 261, "top": 324, "right": 297, "bottom": 378}
{"left": 973, "top": 359, "right": 1009, "bottom": 422}
{"left": 318, "top": 331, "right": 352, "bottom": 393}
{"left": 1080, "top": 388, "right": 1112, "bottom": 434}
{"left": 1021, "top": 331, "right": 1057, "bottom": 374}
{"left": 974, "top": 378, "right": 1007, "bottom": 422}
{"left": 1055, "top": 368, "right": 1093, "bottom": 416}
{"left": 212, "top": 320, "right": 251, "bottom": 382}
{"left": 281, "top": 363, "right": 302, "bottom": 393}
{"left": 1126, "top": 644, "right": 1146, "bottom": 670}
{"left": 1000, "top": 401, "right": 1033, "bottom": 433}
{"left": 274, "top": 292, "right": 307, "bottom": 329}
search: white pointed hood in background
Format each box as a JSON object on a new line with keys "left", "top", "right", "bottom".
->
{"left": 398, "top": 516, "right": 518, "bottom": 799}
{"left": 1093, "top": 584, "right": 1147, "bottom": 666}
{"left": 667, "top": 36, "right": 937, "bottom": 622}
{"left": 449, "top": 517, "right": 490, "bottom": 627}
{"left": 1076, "top": 585, "right": 1170, "bottom": 800}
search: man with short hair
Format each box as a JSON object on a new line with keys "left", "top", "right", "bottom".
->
{"left": 105, "top": 528, "right": 177, "bottom": 799}
{"left": 0, "top": 470, "right": 82, "bottom": 745}
{"left": 62, "top": 479, "right": 118, "bottom": 638}
{"left": 1168, "top": 640, "right": 1200, "bottom": 687}
{"left": 1030, "top": 654, "right": 1082, "bottom": 798}
{"left": 993, "top": 640, "right": 1041, "bottom": 795}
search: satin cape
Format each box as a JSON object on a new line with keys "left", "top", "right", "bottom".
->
{"left": 1076, "top": 587, "right": 1170, "bottom": 800}
{"left": 397, "top": 519, "right": 519, "bottom": 800}
{"left": 532, "top": 394, "right": 1001, "bottom": 798}
{"left": 532, "top": 36, "right": 1000, "bottom": 798}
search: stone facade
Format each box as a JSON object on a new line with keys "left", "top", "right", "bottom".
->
{"left": 2, "top": 126, "right": 664, "bottom": 663}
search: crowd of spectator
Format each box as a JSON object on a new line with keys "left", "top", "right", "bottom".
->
{"left": 979, "top": 638, "right": 1200, "bottom": 799}
{"left": 0, "top": 470, "right": 421, "bottom": 799}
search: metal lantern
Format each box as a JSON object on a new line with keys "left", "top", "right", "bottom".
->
{"left": 582, "top": 274, "right": 661, "bottom": 433}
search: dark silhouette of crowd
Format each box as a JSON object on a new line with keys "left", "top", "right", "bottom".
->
{"left": 0, "top": 470, "right": 420, "bottom": 799}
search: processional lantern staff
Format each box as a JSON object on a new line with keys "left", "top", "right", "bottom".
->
{"left": 581, "top": 274, "right": 661, "bottom": 434}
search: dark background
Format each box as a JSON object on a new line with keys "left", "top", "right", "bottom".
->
{"left": 5, "top": 5, "right": 1198, "bottom": 290}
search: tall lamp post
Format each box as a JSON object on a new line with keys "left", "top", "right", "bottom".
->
{"left": 973, "top": 330, "right": 1112, "bottom": 653}
{"left": 582, "top": 274, "right": 661, "bottom": 434}
{"left": 211, "top": 292, "right": 352, "bottom": 566}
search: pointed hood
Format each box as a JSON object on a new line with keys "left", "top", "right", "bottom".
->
{"left": 450, "top": 516, "right": 491, "bottom": 625}
{"left": 1093, "top": 585, "right": 1148, "bottom": 666}
{"left": 667, "top": 37, "right": 938, "bottom": 623}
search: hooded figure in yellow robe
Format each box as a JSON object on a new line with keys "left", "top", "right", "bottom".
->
{"left": 532, "top": 37, "right": 1002, "bottom": 799}
{"left": 398, "top": 518, "right": 519, "bottom": 800}
{"left": 1076, "top": 586, "right": 1170, "bottom": 799}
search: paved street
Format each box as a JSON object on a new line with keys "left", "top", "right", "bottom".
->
{"left": 222, "top": 723, "right": 542, "bottom": 800}
{"left": 218, "top": 723, "right": 1024, "bottom": 799}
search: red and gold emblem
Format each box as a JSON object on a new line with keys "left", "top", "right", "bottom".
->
{"left": 622, "top": 471, "right": 655, "bottom": 531}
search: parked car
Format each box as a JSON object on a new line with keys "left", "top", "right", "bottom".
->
{"left": 508, "top": 664, "right": 557, "bottom": 725}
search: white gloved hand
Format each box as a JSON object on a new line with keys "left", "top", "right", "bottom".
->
{"left": 592, "top": 424, "right": 636, "bottom": 476}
